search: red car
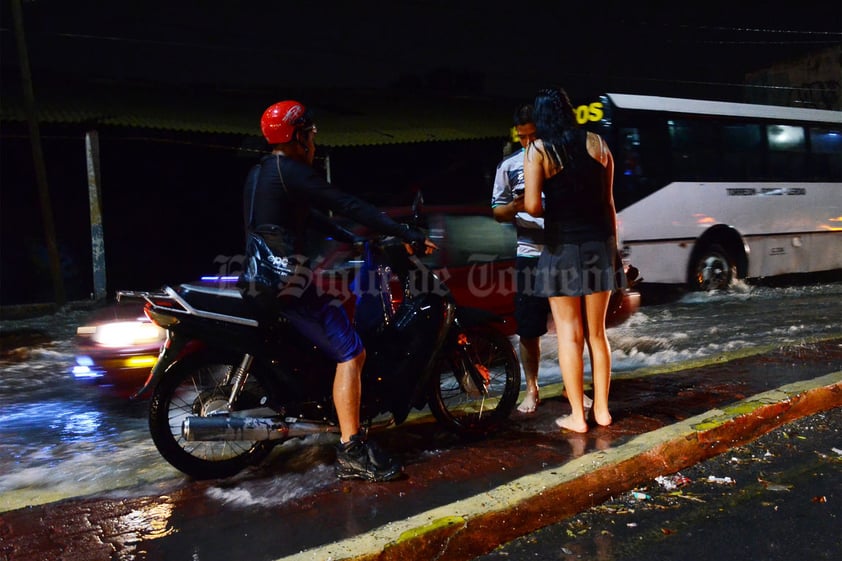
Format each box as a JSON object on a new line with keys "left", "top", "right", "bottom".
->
{"left": 311, "top": 205, "right": 640, "bottom": 334}
{"left": 72, "top": 206, "right": 640, "bottom": 396}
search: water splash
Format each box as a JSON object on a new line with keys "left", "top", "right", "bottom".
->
{"left": 1, "top": 282, "right": 840, "bottom": 510}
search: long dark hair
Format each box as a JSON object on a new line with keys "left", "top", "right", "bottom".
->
{"left": 533, "top": 87, "right": 584, "bottom": 170}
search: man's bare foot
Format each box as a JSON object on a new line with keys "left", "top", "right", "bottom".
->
{"left": 555, "top": 415, "right": 588, "bottom": 433}
{"left": 593, "top": 410, "right": 613, "bottom": 427}
{"left": 517, "top": 392, "right": 540, "bottom": 414}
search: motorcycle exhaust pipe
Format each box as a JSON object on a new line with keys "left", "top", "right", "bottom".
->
{"left": 182, "top": 415, "right": 338, "bottom": 441}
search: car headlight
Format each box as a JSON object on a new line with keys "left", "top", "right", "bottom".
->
{"left": 85, "top": 321, "right": 166, "bottom": 348}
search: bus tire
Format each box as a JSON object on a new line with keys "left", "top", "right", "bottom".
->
{"left": 690, "top": 244, "right": 735, "bottom": 291}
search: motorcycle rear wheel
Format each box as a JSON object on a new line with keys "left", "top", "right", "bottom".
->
{"left": 149, "top": 352, "right": 276, "bottom": 480}
{"left": 428, "top": 326, "right": 520, "bottom": 435}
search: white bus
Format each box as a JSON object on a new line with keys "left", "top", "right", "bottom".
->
{"left": 576, "top": 93, "right": 842, "bottom": 290}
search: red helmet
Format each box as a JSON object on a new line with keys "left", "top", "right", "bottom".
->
{"left": 260, "top": 100, "right": 313, "bottom": 144}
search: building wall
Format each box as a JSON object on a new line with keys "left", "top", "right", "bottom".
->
{"left": 745, "top": 46, "right": 841, "bottom": 110}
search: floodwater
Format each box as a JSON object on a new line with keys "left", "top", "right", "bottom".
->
{"left": 1, "top": 280, "right": 841, "bottom": 513}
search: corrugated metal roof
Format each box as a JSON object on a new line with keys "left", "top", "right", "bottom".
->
{"left": 0, "top": 84, "right": 513, "bottom": 147}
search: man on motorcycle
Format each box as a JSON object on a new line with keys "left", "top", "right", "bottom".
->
{"left": 241, "top": 99, "right": 432, "bottom": 482}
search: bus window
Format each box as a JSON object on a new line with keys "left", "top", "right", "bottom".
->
{"left": 767, "top": 125, "right": 806, "bottom": 180}
{"left": 808, "top": 127, "right": 842, "bottom": 181}
{"left": 620, "top": 129, "right": 643, "bottom": 177}
{"left": 722, "top": 123, "right": 763, "bottom": 180}
{"left": 668, "top": 120, "right": 719, "bottom": 180}
{"left": 613, "top": 128, "right": 644, "bottom": 210}
{"left": 611, "top": 120, "right": 669, "bottom": 211}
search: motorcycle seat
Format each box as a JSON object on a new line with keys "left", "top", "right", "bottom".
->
{"left": 177, "top": 283, "right": 260, "bottom": 321}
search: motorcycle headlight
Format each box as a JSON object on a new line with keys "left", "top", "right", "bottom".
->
{"left": 86, "top": 320, "right": 166, "bottom": 348}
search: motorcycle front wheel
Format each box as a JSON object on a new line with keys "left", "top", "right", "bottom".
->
{"left": 149, "top": 352, "right": 276, "bottom": 480}
{"left": 428, "top": 326, "right": 520, "bottom": 435}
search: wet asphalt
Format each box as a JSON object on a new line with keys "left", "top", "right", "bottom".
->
{"left": 0, "top": 337, "right": 840, "bottom": 561}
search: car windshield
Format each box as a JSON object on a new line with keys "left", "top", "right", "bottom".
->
{"left": 311, "top": 210, "right": 516, "bottom": 276}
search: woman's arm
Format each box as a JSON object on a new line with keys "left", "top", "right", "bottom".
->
{"left": 523, "top": 141, "right": 545, "bottom": 217}
{"left": 596, "top": 135, "right": 618, "bottom": 239}
{"left": 587, "top": 132, "right": 618, "bottom": 239}
{"left": 605, "top": 145, "right": 618, "bottom": 240}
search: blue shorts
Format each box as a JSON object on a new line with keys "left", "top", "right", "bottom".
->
{"left": 514, "top": 257, "right": 550, "bottom": 338}
{"left": 277, "top": 287, "right": 363, "bottom": 364}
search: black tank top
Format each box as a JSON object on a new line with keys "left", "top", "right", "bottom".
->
{"left": 542, "top": 132, "right": 612, "bottom": 245}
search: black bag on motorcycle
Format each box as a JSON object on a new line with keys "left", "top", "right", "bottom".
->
{"left": 236, "top": 232, "right": 295, "bottom": 296}
{"left": 238, "top": 156, "right": 299, "bottom": 297}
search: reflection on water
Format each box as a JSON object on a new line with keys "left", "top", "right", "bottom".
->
{"left": 0, "top": 282, "right": 840, "bottom": 511}
{"left": 562, "top": 431, "right": 611, "bottom": 459}
{"left": 107, "top": 501, "right": 176, "bottom": 560}
{"left": 0, "top": 392, "right": 175, "bottom": 512}
{"left": 62, "top": 410, "right": 103, "bottom": 438}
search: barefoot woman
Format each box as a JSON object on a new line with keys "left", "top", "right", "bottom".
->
{"left": 523, "top": 87, "right": 622, "bottom": 433}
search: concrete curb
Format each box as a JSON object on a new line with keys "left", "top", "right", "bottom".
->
{"left": 278, "top": 371, "right": 842, "bottom": 561}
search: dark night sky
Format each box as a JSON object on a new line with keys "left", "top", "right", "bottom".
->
{"left": 3, "top": 0, "right": 840, "bottom": 101}
{"left": 1, "top": 0, "right": 840, "bottom": 305}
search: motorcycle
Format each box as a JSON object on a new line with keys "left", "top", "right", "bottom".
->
{"left": 119, "top": 209, "right": 522, "bottom": 480}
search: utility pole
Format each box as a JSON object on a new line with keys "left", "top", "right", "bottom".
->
{"left": 85, "top": 130, "right": 107, "bottom": 301}
{"left": 11, "top": 0, "right": 66, "bottom": 306}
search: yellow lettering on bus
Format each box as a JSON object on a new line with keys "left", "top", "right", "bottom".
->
{"left": 575, "top": 102, "right": 604, "bottom": 124}
{"left": 589, "top": 102, "right": 604, "bottom": 122}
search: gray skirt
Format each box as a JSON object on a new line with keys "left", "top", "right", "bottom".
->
{"left": 535, "top": 238, "right": 620, "bottom": 297}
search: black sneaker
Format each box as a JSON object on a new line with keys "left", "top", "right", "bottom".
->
{"left": 335, "top": 432, "right": 403, "bottom": 482}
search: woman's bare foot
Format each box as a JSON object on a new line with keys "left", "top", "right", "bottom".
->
{"left": 562, "top": 390, "right": 594, "bottom": 410}
{"left": 593, "top": 410, "right": 613, "bottom": 427}
{"left": 517, "top": 392, "right": 540, "bottom": 414}
{"left": 555, "top": 415, "right": 588, "bottom": 433}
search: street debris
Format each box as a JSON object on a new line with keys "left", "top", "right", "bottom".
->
{"left": 758, "top": 477, "right": 793, "bottom": 492}
{"left": 706, "top": 475, "right": 735, "bottom": 485}
{"left": 669, "top": 491, "right": 706, "bottom": 503}
{"left": 655, "top": 473, "right": 691, "bottom": 490}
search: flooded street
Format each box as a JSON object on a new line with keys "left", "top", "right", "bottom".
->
{"left": 1, "top": 281, "right": 841, "bottom": 513}
{"left": 539, "top": 280, "right": 842, "bottom": 382}
{"left": 0, "top": 315, "right": 177, "bottom": 512}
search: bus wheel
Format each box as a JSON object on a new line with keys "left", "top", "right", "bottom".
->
{"left": 690, "top": 244, "right": 734, "bottom": 291}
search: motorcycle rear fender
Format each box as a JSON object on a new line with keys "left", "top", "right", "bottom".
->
{"left": 130, "top": 332, "right": 205, "bottom": 400}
